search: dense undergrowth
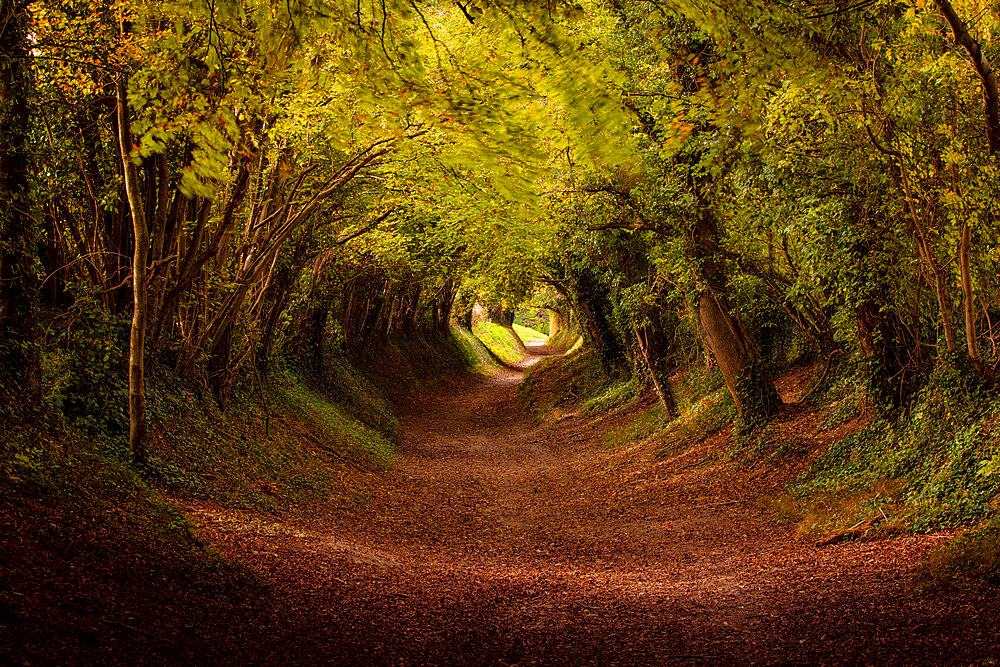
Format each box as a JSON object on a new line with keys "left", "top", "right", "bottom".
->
{"left": 795, "top": 361, "right": 1000, "bottom": 531}
{"left": 519, "top": 349, "right": 607, "bottom": 416}
{"left": 520, "top": 348, "right": 1000, "bottom": 586}
{"left": 8, "top": 328, "right": 491, "bottom": 507}
{"left": 143, "top": 367, "right": 397, "bottom": 512}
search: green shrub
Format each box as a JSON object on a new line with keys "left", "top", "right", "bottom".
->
{"left": 41, "top": 299, "right": 130, "bottom": 441}
{"left": 513, "top": 323, "right": 547, "bottom": 343}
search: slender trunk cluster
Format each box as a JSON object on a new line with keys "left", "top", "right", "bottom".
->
{"left": 339, "top": 268, "right": 458, "bottom": 360}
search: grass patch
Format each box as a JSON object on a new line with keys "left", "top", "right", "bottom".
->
{"left": 473, "top": 322, "right": 529, "bottom": 365}
{"left": 673, "top": 363, "right": 726, "bottom": 410}
{"left": 603, "top": 401, "right": 672, "bottom": 449}
{"left": 277, "top": 372, "right": 396, "bottom": 468}
{"left": 144, "top": 366, "right": 395, "bottom": 510}
{"left": 513, "top": 323, "right": 547, "bottom": 344}
{"left": 920, "top": 516, "right": 1000, "bottom": 587}
{"left": 583, "top": 376, "right": 642, "bottom": 415}
{"left": 453, "top": 325, "right": 504, "bottom": 374}
{"left": 547, "top": 327, "right": 582, "bottom": 353}
{"left": 298, "top": 351, "right": 400, "bottom": 438}
{"left": 519, "top": 349, "right": 607, "bottom": 416}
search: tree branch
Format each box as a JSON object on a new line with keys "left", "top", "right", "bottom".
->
{"left": 335, "top": 209, "right": 393, "bottom": 245}
{"left": 934, "top": 0, "right": 1000, "bottom": 155}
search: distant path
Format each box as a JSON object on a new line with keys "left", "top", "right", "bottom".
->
{"left": 187, "top": 345, "right": 1000, "bottom": 664}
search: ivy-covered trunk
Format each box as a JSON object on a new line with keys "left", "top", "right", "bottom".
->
{"left": 568, "top": 267, "right": 625, "bottom": 375}
{"left": 846, "top": 205, "right": 923, "bottom": 408}
{"left": 853, "top": 272, "right": 920, "bottom": 409}
{"left": 0, "top": 0, "right": 39, "bottom": 401}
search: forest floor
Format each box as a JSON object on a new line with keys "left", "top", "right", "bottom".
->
{"left": 167, "top": 344, "right": 1000, "bottom": 665}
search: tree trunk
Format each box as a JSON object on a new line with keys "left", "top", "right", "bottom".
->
{"left": 208, "top": 322, "right": 234, "bottom": 408}
{"left": 117, "top": 77, "right": 148, "bottom": 464}
{"left": 849, "top": 209, "right": 919, "bottom": 408}
{"left": 934, "top": 0, "right": 1000, "bottom": 154}
{"left": 934, "top": 0, "right": 998, "bottom": 383}
{"left": 958, "top": 220, "right": 990, "bottom": 379}
{"left": 255, "top": 277, "right": 290, "bottom": 373}
{"left": 634, "top": 322, "right": 678, "bottom": 419}
{"left": 567, "top": 268, "right": 625, "bottom": 373}
{"left": 0, "top": 0, "right": 40, "bottom": 401}
{"left": 690, "top": 211, "right": 781, "bottom": 422}
{"left": 931, "top": 257, "right": 958, "bottom": 354}
{"left": 436, "top": 278, "right": 456, "bottom": 334}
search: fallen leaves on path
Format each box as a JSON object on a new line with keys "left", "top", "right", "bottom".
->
{"left": 178, "top": 357, "right": 1000, "bottom": 665}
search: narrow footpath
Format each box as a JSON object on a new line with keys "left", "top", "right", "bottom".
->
{"left": 184, "top": 347, "right": 1000, "bottom": 665}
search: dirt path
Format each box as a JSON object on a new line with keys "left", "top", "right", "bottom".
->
{"left": 185, "top": 349, "right": 1000, "bottom": 665}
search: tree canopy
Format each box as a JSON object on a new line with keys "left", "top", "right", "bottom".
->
{"left": 3, "top": 0, "right": 1000, "bottom": 459}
